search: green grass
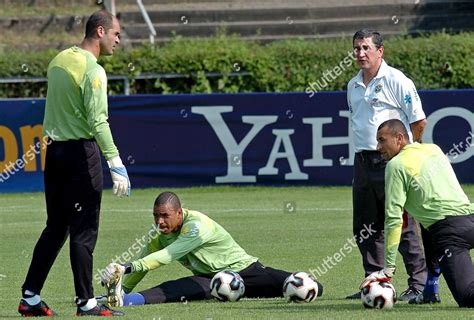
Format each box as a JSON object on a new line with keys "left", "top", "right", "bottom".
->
{"left": 1, "top": 186, "right": 474, "bottom": 319}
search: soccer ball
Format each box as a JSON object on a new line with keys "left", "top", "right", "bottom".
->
{"left": 360, "top": 280, "right": 396, "bottom": 309}
{"left": 210, "top": 270, "right": 245, "bottom": 302}
{"left": 282, "top": 272, "right": 319, "bottom": 303}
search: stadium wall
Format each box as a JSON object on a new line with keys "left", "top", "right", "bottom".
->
{"left": 1, "top": 90, "right": 474, "bottom": 193}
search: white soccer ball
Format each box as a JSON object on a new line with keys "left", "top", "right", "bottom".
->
{"left": 210, "top": 270, "right": 245, "bottom": 302}
{"left": 360, "top": 280, "right": 396, "bottom": 309}
{"left": 282, "top": 272, "right": 319, "bottom": 303}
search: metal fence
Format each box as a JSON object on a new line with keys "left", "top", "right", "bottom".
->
{"left": 0, "top": 71, "right": 250, "bottom": 96}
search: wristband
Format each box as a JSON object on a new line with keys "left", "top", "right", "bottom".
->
{"left": 123, "top": 263, "right": 133, "bottom": 274}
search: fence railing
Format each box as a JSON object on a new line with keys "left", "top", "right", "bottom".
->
{"left": 103, "top": 0, "right": 156, "bottom": 44}
{"left": 136, "top": 0, "right": 157, "bottom": 45}
{"left": 104, "top": 0, "right": 116, "bottom": 15}
{"left": 0, "top": 71, "right": 251, "bottom": 96}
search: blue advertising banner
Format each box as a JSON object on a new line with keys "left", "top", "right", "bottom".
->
{"left": 1, "top": 90, "right": 473, "bottom": 193}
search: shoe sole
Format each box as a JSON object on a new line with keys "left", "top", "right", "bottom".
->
{"left": 19, "top": 310, "right": 55, "bottom": 316}
{"left": 76, "top": 306, "right": 125, "bottom": 316}
{"left": 106, "top": 282, "right": 120, "bottom": 307}
{"left": 106, "top": 269, "right": 123, "bottom": 307}
{"left": 409, "top": 298, "right": 441, "bottom": 304}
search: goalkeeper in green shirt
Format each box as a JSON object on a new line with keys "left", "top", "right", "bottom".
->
{"left": 19, "top": 10, "right": 128, "bottom": 317}
{"left": 361, "top": 119, "right": 474, "bottom": 308}
{"left": 100, "top": 192, "right": 323, "bottom": 306}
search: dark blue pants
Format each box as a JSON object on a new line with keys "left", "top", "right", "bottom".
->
{"left": 429, "top": 214, "right": 474, "bottom": 307}
{"left": 22, "top": 139, "right": 103, "bottom": 300}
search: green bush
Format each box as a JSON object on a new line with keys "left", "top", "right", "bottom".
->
{"left": 1, "top": 32, "right": 473, "bottom": 98}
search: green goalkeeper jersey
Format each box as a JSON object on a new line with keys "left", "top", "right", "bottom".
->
{"left": 123, "top": 209, "right": 258, "bottom": 293}
{"left": 42, "top": 46, "right": 118, "bottom": 160}
{"left": 384, "top": 142, "right": 473, "bottom": 268}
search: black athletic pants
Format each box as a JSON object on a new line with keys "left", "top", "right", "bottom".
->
{"left": 22, "top": 139, "right": 103, "bottom": 300}
{"left": 428, "top": 214, "right": 474, "bottom": 307}
{"left": 139, "top": 261, "right": 307, "bottom": 304}
{"left": 353, "top": 151, "right": 426, "bottom": 290}
{"left": 419, "top": 224, "right": 440, "bottom": 275}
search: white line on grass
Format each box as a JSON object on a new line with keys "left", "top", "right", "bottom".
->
{"left": 1, "top": 207, "right": 350, "bottom": 213}
{"left": 98, "top": 207, "right": 350, "bottom": 213}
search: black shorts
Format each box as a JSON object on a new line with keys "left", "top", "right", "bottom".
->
{"left": 139, "top": 261, "right": 297, "bottom": 304}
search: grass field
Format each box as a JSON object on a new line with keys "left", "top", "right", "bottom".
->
{"left": 1, "top": 186, "right": 474, "bottom": 319}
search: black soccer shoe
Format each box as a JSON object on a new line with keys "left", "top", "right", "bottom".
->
{"left": 76, "top": 304, "right": 124, "bottom": 316}
{"left": 408, "top": 292, "right": 441, "bottom": 304}
{"left": 18, "top": 299, "right": 56, "bottom": 317}
{"left": 398, "top": 286, "right": 423, "bottom": 301}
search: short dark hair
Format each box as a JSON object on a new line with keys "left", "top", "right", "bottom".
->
{"left": 353, "top": 29, "right": 383, "bottom": 48}
{"left": 378, "top": 119, "right": 409, "bottom": 140}
{"left": 85, "top": 10, "right": 115, "bottom": 39}
{"left": 154, "top": 192, "right": 181, "bottom": 209}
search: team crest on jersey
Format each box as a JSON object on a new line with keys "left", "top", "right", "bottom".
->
{"left": 370, "top": 98, "right": 379, "bottom": 105}
{"left": 92, "top": 77, "right": 101, "bottom": 90}
{"left": 181, "top": 223, "right": 200, "bottom": 237}
{"left": 375, "top": 83, "right": 383, "bottom": 93}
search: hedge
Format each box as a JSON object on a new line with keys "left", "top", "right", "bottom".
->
{"left": 1, "top": 31, "right": 473, "bottom": 98}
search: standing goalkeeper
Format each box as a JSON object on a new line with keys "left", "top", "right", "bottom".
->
{"left": 362, "top": 119, "right": 474, "bottom": 308}
{"left": 19, "top": 10, "right": 129, "bottom": 317}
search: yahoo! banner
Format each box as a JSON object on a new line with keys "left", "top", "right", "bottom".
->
{"left": 1, "top": 90, "right": 474, "bottom": 192}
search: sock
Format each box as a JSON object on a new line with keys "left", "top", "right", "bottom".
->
{"left": 79, "top": 298, "right": 98, "bottom": 311}
{"left": 423, "top": 267, "right": 440, "bottom": 295}
{"left": 123, "top": 293, "right": 145, "bottom": 306}
{"left": 22, "top": 290, "right": 41, "bottom": 305}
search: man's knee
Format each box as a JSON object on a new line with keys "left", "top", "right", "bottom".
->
{"left": 40, "top": 224, "right": 69, "bottom": 247}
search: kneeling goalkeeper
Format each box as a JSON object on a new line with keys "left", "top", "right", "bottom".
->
{"left": 361, "top": 119, "right": 474, "bottom": 307}
{"left": 100, "top": 191, "right": 323, "bottom": 306}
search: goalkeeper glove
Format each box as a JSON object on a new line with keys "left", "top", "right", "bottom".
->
{"left": 360, "top": 267, "right": 395, "bottom": 289}
{"left": 101, "top": 263, "right": 125, "bottom": 285}
{"left": 100, "top": 263, "right": 133, "bottom": 285}
{"left": 107, "top": 156, "right": 131, "bottom": 197}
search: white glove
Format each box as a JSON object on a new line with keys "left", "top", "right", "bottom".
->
{"left": 359, "top": 267, "right": 395, "bottom": 289}
{"left": 100, "top": 263, "right": 125, "bottom": 285}
{"left": 107, "top": 156, "right": 131, "bottom": 197}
